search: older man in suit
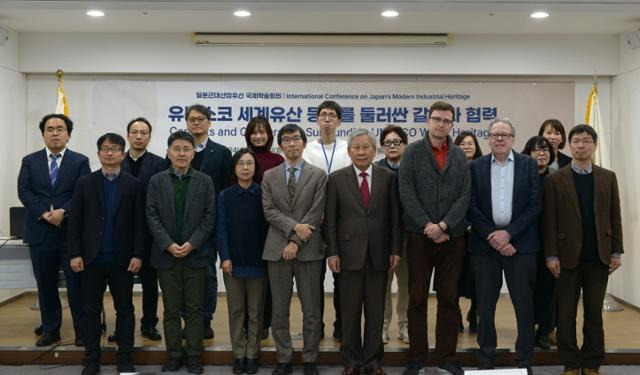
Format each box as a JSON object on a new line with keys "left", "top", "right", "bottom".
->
{"left": 146, "top": 131, "right": 216, "bottom": 374}
{"left": 185, "top": 103, "right": 232, "bottom": 339}
{"left": 543, "top": 125, "right": 623, "bottom": 375}
{"left": 326, "top": 129, "right": 402, "bottom": 375}
{"left": 67, "top": 133, "right": 145, "bottom": 375}
{"left": 17, "top": 113, "right": 91, "bottom": 347}
{"left": 262, "top": 123, "right": 327, "bottom": 375}
{"left": 468, "top": 118, "right": 541, "bottom": 374}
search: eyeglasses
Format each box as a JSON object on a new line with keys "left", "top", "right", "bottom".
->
{"left": 170, "top": 146, "right": 194, "bottom": 153}
{"left": 489, "top": 133, "right": 514, "bottom": 140}
{"left": 317, "top": 113, "right": 338, "bottom": 120}
{"left": 45, "top": 126, "right": 67, "bottom": 134}
{"left": 237, "top": 161, "right": 255, "bottom": 167}
{"left": 187, "top": 116, "right": 208, "bottom": 124}
{"left": 99, "top": 147, "right": 123, "bottom": 153}
{"left": 570, "top": 138, "right": 594, "bottom": 145}
{"left": 382, "top": 139, "right": 404, "bottom": 147}
{"left": 281, "top": 136, "right": 303, "bottom": 144}
{"left": 429, "top": 116, "right": 454, "bottom": 126}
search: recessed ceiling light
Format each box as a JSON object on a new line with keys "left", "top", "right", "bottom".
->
{"left": 86, "top": 10, "right": 105, "bottom": 17}
{"left": 530, "top": 11, "right": 549, "bottom": 19}
{"left": 234, "top": 10, "right": 251, "bottom": 17}
{"left": 381, "top": 10, "right": 399, "bottom": 18}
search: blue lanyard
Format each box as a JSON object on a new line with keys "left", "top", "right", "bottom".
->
{"left": 321, "top": 141, "right": 337, "bottom": 174}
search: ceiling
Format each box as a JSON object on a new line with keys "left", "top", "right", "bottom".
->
{"left": 0, "top": 0, "right": 639, "bottom": 35}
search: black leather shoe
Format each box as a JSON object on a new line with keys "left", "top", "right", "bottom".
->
{"left": 75, "top": 337, "right": 86, "bottom": 346}
{"left": 246, "top": 358, "right": 258, "bottom": 374}
{"left": 34, "top": 325, "right": 44, "bottom": 336}
{"left": 36, "top": 330, "right": 60, "bottom": 346}
{"left": 261, "top": 327, "right": 269, "bottom": 340}
{"left": 271, "top": 362, "right": 292, "bottom": 375}
{"left": 536, "top": 334, "right": 552, "bottom": 350}
{"left": 141, "top": 325, "right": 162, "bottom": 340}
{"left": 203, "top": 320, "right": 214, "bottom": 339}
{"left": 233, "top": 358, "right": 246, "bottom": 374}
{"left": 333, "top": 328, "right": 342, "bottom": 341}
{"left": 117, "top": 359, "right": 135, "bottom": 373}
{"left": 186, "top": 355, "right": 204, "bottom": 374}
{"left": 81, "top": 361, "right": 100, "bottom": 375}
{"left": 162, "top": 357, "right": 182, "bottom": 372}
{"left": 107, "top": 332, "right": 117, "bottom": 343}
{"left": 303, "top": 362, "right": 319, "bottom": 375}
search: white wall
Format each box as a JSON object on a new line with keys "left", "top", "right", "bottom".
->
{"left": 610, "top": 35, "right": 640, "bottom": 307}
{"left": 0, "top": 27, "right": 26, "bottom": 236}
{"left": 19, "top": 33, "right": 618, "bottom": 76}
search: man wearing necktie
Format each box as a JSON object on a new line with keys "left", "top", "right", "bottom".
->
{"left": 18, "top": 114, "right": 91, "bottom": 347}
{"left": 261, "top": 124, "right": 327, "bottom": 375}
{"left": 325, "top": 129, "right": 402, "bottom": 375}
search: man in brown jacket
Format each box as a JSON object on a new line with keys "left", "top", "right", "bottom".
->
{"left": 543, "top": 124, "right": 623, "bottom": 375}
{"left": 325, "top": 128, "right": 402, "bottom": 375}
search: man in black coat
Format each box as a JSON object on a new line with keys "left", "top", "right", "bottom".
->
{"left": 68, "top": 133, "right": 145, "bottom": 375}
{"left": 104, "top": 117, "right": 166, "bottom": 342}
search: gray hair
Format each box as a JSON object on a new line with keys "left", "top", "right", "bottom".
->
{"left": 347, "top": 128, "right": 376, "bottom": 148}
{"left": 489, "top": 118, "right": 516, "bottom": 136}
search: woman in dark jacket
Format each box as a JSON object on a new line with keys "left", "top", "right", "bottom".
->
{"left": 538, "top": 119, "right": 572, "bottom": 170}
{"left": 453, "top": 130, "right": 482, "bottom": 333}
{"left": 522, "top": 135, "right": 556, "bottom": 350}
{"left": 217, "top": 148, "right": 269, "bottom": 374}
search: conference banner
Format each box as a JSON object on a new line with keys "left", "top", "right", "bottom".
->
{"left": 27, "top": 78, "right": 575, "bottom": 163}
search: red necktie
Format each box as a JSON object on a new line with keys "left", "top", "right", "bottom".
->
{"left": 360, "top": 171, "right": 370, "bottom": 209}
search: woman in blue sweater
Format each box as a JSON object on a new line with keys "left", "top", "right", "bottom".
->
{"left": 216, "top": 148, "right": 268, "bottom": 374}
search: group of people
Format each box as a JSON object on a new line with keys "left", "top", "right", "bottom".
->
{"left": 16, "top": 99, "right": 622, "bottom": 375}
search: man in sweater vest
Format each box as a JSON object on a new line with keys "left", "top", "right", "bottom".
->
{"left": 543, "top": 125, "right": 623, "bottom": 375}
{"left": 67, "top": 133, "right": 145, "bottom": 375}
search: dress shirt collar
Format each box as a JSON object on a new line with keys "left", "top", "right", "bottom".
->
{"left": 571, "top": 161, "right": 593, "bottom": 175}
{"left": 195, "top": 140, "right": 207, "bottom": 152}
{"left": 46, "top": 147, "right": 67, "bottom": 160}
{"left": 353, "top": 163, "right": 373, "bottom": 177}
{"left": 285, "top": 159, "right": 305, "bottom": 172}
{"left": 171, "top": 166, "right": 193, "bottom": 179}
{"left": 101, "top": 168, "right": 121, "bottom": 181}
{"left": 491, "top": 150, "right": 515, "bottom": 165}
{"left": 127, "top": 149, "right": 146, "bottom": 162}
{"left": 234, "top": 181, "right": 259, "bottom": 195}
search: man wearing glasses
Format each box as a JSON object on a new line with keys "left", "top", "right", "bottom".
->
{"left": 468, "top": 119, "right": 540, "bottom": 375}
{"left": 398, "top": 101, "right": 470, "bottom": 375}
{"left": 543, "top": 125, "right": 623, "bottom": 375}
{"left": 303, "top": 100, "right": 351, "bottom": 341}
{"left": 18, "top": 113, "right": 91, "bottom": 347}
{"left": 147, "top": 131, "right": 216, "bottom": 374}
{"left": 67, "top": 133, "right": 145, "bottom": 375}
{"left": 262, "top": 124, "right": 327, "bottom": 375}
{"left": 185, "top": 104, "right": 232, "bottom": 340}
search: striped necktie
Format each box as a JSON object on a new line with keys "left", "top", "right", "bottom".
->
{"left": 49, "top": 154, "right": 61, "bottom": 188}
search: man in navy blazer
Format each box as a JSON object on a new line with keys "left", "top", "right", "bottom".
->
{"left": 468, "top": 119, "right": 541, "bottom": 374}
{"left": 185, "top": 104, "right": 232, "bottom": 339}
{"left": 102, "top": 117, "right": 167, "bottom": 343}
{"left": 17, "top": 113, "right": 91, "bottom": 347}
{"left": 67, "top": 133, "right": 145, "bottom": 375}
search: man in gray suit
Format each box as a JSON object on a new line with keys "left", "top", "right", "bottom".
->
{"left": 326, "top": 129, "right": 402, "bottom": 375}
{"left": 146, "top": 131, "right": 216, "bottom": 375}
{"left": 262, "top": 124, "right": 328, "bottom": 375}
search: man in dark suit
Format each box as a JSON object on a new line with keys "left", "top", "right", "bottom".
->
{"left": 262, "top": 124, "right": 327, "bottom": 375}
{"left": 543, "top": 125, "right": 623, "bottom": 375}
{"left": 104, "top": 117, "right": 166, "bottom": 343}
{"left": 67, "top": 133, "right": 145, "bottom": 375}
{"left": 185, "top": 104, "right": 232, "bottom": 339}
{"left": 468, "top": 118, "right": 541, "bottom": 374}
{"left": 147, "top": 131, "right": 216, "bottom": 374}
{"left": 17, "top": 113, "right": 91, "bottom": 347}
{"left": 325, "top": 129, "right": 402, "bottom": 375}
